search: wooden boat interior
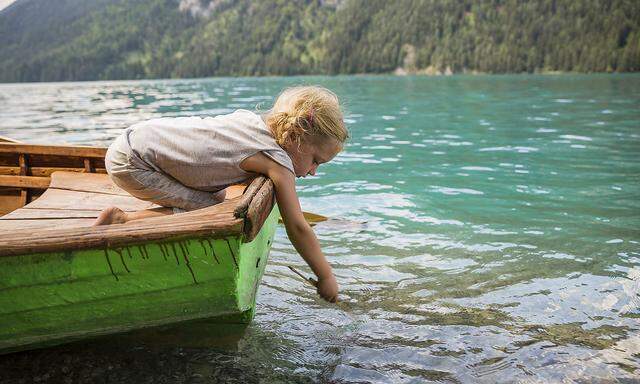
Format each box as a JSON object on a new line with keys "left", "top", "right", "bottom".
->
{"left": 0, "top": 142, "right": 275, "bottom": 257}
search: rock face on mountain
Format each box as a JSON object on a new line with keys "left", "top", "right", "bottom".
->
{"left": 1, "top": 0, "right": 638, "bottom": 82}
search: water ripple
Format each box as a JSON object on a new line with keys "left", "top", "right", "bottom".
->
{"left": 1, "top": 75, "right": 639, "bottom": 383}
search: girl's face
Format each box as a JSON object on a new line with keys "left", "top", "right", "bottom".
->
{"left": 284, "top": 135, "right": 342, "bottom": 178}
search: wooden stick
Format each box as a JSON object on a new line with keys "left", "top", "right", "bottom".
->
{"left": 288, "top": 266, "right": 344, "bottom": 305}
{"left": 288, "top": 265, "right": 318, "bottom": 287}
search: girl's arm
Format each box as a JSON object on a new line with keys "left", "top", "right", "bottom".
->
{"left": 240, "top": 153, "right": 338, "bottom": 302}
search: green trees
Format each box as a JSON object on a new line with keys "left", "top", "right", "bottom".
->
{"left": 0, "top": 0, "right": 637, "bottom": 82}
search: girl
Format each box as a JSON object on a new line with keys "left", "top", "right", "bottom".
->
{"left": 94, "top": 86, "right": 348, "bottom": 303}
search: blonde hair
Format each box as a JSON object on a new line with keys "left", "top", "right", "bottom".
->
{"left": 265, "top": 86, "right": 348, "bottom": 147}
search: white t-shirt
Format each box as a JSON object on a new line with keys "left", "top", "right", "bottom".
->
{"left": 125, "top": 109, "right": 294, "bottom": 192}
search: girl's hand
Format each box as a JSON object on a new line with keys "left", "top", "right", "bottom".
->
{"left": 317, "top": 275, "right": 339, "bottom": 303}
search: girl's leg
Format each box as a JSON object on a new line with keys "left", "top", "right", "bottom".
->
{"left": 93, "top": 167, "right": 225, "bottom": 226}
{"left": 95, "top": 137, "right": 193, "bottom": 226}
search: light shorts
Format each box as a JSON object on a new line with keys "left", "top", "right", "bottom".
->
{"left": 105, "top": 134, "right": 226, "bottom": 213}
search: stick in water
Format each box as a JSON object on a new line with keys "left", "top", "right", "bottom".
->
{"left": 288, "top": 265, "right": 318, "bottom": 287}
{"left": 289, "top": 266, "right": 346, "bottom": 305}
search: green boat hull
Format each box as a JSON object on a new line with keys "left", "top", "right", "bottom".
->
{"left": 0, "top": 207, "right": 279, "bottom": 354}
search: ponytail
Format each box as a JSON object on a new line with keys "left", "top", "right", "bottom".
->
{"left": 265, "top": 86, "right": 348, "bottom": 147}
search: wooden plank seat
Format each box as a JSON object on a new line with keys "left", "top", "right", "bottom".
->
{"left": 0, "top": 172, "right": 160, "bottom": 232}
{"left": 0, "top": 171, "right": 270, "bottom": 256}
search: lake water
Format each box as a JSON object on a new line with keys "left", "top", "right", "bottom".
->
{"left": 0, "top": 75, "right": 639, "bottom": 383}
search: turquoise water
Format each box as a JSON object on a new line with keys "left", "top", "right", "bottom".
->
{"left": 1, "top": 75, "right": 639, "bottom": 383}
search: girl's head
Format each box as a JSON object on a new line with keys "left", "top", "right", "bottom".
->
{"left": 265, "top": 86, "right": 348, "bottom": 178}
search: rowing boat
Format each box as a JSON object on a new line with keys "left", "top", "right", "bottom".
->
{"left": 0, "top": 140, "right": 279, "bottom": 354}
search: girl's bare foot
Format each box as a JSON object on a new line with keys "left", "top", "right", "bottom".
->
{"left": 93, "top": 206, "right": 127, "bottom": 226}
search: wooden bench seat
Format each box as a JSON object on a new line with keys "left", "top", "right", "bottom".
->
{"left": 0, "top": 171, "right": 244, "bottom": 233}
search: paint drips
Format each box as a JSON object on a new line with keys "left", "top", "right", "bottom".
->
{"left": 103, "top": 248, "right": 119, "bottom": 281}
{"left": 113, "top": 248, "right": 130, "bottom": 273}
{"left": 178, "top": 241, "right": 198, "bottom": 284}
{"left": 225, "top": 239, "right": 238, "bottom": 268}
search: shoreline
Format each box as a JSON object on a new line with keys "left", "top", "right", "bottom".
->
{"left": 0, "top": 71, "right": 638, "bottom": 86}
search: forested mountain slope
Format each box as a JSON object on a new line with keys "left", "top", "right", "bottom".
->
{"left": 0, "top": 0, "right": 638, "bottom": 82}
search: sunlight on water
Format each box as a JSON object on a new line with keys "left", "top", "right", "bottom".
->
{"left": 1, "top": 75, "right": 639, "bottom": 382}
